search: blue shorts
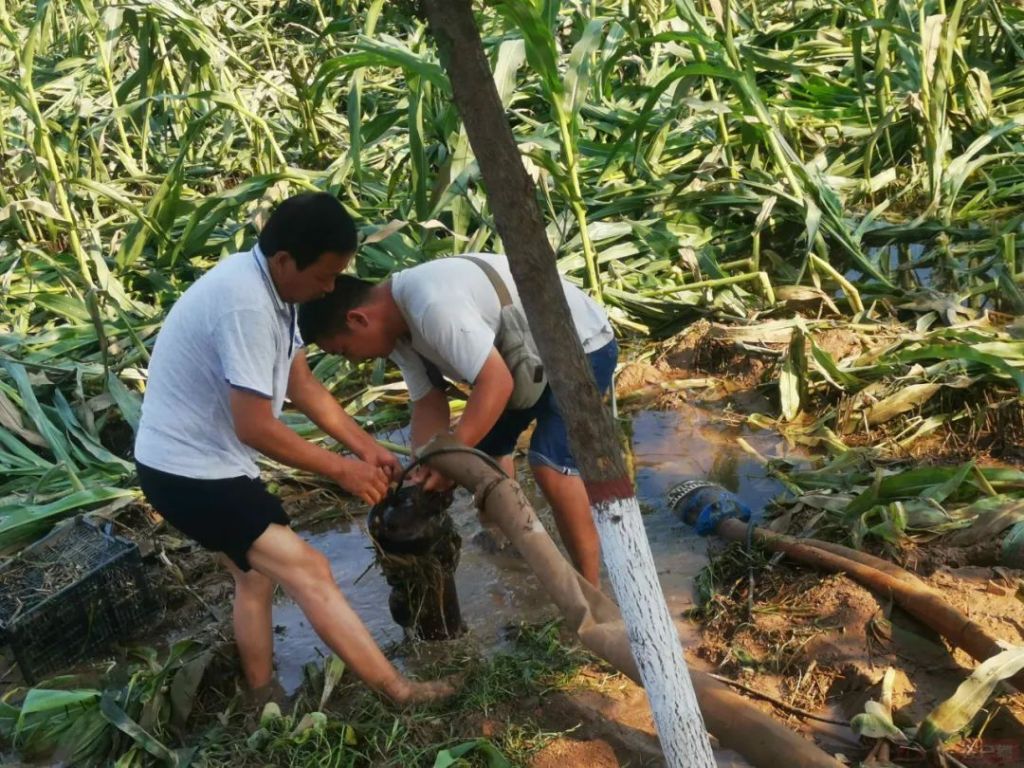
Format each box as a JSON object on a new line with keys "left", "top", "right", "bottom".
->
{"left": 476, "top": 339, "right": 618, "bottom": 475}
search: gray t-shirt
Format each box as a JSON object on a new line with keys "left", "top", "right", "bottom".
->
{"left": 134, "top": 247, "right": 301, "bottom": 479}
{"left": 389, "top": 253, "right": 613, "bottom": 401}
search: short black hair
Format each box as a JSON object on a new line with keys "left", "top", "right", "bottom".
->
{"left": 258, "top": 192, "right": 357, "bottom": 270}
{"left": 298, "top": 274, "right": 376, "bottom": 342}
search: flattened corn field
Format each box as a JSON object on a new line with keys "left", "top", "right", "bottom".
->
{"left": 2, "top": 0, "right": 1024, "bottom": 766}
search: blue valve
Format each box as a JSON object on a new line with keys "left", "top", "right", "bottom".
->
{"left": 667, "top": 480, "right": 752, "bottom": 536}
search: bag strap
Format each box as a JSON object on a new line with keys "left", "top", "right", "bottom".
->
{"left": 460, "top": 256, "right": 512, "bottom": 307}
{"left": 415, "top": 351, "right": 465, "bottom": 397}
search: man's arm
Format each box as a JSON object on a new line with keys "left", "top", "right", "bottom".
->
{"left": 286, "top": 351, "right": 400, "bottom": 477}
{"left": 410, "top": 388, "right": 452, "bottom": 450}
{"left": 412, "top": 304, "right": 510, "bottom": 448}
{"left": 229, "top": 387, "right": 388, "bottom": 505}
{"left": 408, "top": 388, "right": 453, "bottom": 492}
{"left": 410, "top": 351, "right": 510, "bottom": 492}
{"left": 452, "top": 348, "right": 513, "bottom": 447}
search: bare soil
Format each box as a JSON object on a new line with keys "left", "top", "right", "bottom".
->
{"left": 529, "top": 736, "right": 620, "bottom": 768}
{"left": 692, "top": 546, "right": 1024, "bottom": 765}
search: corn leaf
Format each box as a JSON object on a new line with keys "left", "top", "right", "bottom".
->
{"left": 918, "top": 646, "right": 1024, "bottom": 747}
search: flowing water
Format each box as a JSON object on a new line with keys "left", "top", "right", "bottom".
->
{"left": 273, "top": 405, "right": 804, "bottom": 692}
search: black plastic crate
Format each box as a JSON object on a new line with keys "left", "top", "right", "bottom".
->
{"left": 0, "top": 517, "right": 158, "bottom": 683}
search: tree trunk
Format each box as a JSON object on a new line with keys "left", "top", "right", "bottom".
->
{"left": 419, "top": 2, "right": 715, "bottom": 764}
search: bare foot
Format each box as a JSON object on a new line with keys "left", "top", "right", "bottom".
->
{"left": 387, "top": 675, "right": 459, "bottom": 707}
{"left": 244, "top": 677, "right": 289, "bottom": 711}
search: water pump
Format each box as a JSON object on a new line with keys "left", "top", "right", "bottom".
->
{"left": 368, "top": 485, "right": 464, "bottom": 640}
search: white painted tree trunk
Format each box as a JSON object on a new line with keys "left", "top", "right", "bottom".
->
{"left": 594, "top": 496, "right": 717, "bottom": 768}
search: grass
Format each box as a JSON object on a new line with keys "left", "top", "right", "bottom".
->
{"left": 0, "top": 620, "right": 604, "bottom": 767}
{"left": 303, "top": 619, "right": 597, "bottom": 767}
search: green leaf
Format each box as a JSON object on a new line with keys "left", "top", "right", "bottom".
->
{"left": 779, "top": 325, "right": 807, "bottom": 421}
{"left": 0, "top": 700, "right": 18, "bottom": 742}
{"left": 169, "top": 650, "right": 213, "bottom": 731}
{"left": 0, "top": 388, "right": 47, "bottom": 449}
{"left": 11, "top": 685, "right": 109, "bottom": 764}
{"left": 1, "top": 362, "right": 75, "bottom": 469}
{"left": 896, "top": 345, "right": 1024, "bottom": 392}
{"left": 316, "top": 36, "right": 450, "bottom": 98}
{"left": 921, "top": 461, "right": 974, "bottom": 504}
{"left": 434, "top": 739, "right": 512, "bottom": 768}
{"left": 319, "top": 654, "right": 346, "bottom": 711}
{"left": 918, "top": 646, "right": 1024, "bottom": 747}
{"left": 809, "top": 339, "right": 863, "bottom": 390}
{"left": 106, "top": 372, "right": 142, "bottom": 433}
{"left": 15, "top": 688, "right": 100, "bottom": 739}
{"left": 496, "top": 0, "right": 562, "bottom": 100}
{"left": 0, "top": 487, "right": 137, "bottom": 550}
{"left": 850, "top": 700, "right": 909, "bottom": 744}
{"left": 290, "top": 711, "right": 328, "bottom": 744}
{"left": 259, "top": 702, "right": 282, "bottom": 728}
{"left": 844, "top": 469, "right": 885, "bottom": 519}
{"left": 99, "top": 690, "right": 180, "bottom": 766}
{"left": 948, "top": 498, "right": 1024, "bottom": 547}
{"left": 1002, "top": 522, "right": 1024, "bottom": 569}
{"left": 563, "top": 18, "right": 606, "bottom": 120}
{"left": 492, "top": 38, "right": 527, "bottom": 107}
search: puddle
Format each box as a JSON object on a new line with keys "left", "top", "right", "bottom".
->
{"left": 273, "top": 406, "right": 800, "bottom": 692}
{"left": 273, "top": 479, "right": 557, "bottom": 692}
{"left": 630, "top": 405, "right": 800, "bottom": 635}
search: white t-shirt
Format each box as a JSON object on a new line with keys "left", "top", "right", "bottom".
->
{"left": 134, "top": 247, "right": 302, "bottom": 479}
{"left": 389, "top": 253, "right": 613, "bottom": 402}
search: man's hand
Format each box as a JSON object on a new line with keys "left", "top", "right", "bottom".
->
{"left": 359, "top": 442, "right": 402, "bottom": 482}
{"left": 329, "top": 456, "right": 389, "bottom": 506}
{"left": 408, "top": 464, "right": 454, "bottom": 493}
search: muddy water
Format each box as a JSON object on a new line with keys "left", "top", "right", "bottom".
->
{"left": 631, "top": 405, "right": 799, "bottom": 636}
{"left": 273, "top": 483, "right": 556, "bottom": 691}
{"left": 273, "top": 406, "right": 800, "bottom": 692}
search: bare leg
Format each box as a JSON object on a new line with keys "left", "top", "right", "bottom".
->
{"left": 531, "top": 465, "right": 601, "bottom": 586}
{"left": 222, "top": 556, "right": 275, "bottom": 689}
{"left": 246, "top": 524, "right": 455, "bottom": 705}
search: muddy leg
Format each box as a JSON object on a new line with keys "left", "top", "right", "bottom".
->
{"left": 531, "top": 464, "right": 601, "bottom": 587}
{"left": 222, "top": 555, "right": 276, "bottom": 690}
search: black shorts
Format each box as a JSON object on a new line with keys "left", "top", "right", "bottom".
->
{"left": 136, "top": 462, "right": 289, "bottom": 571}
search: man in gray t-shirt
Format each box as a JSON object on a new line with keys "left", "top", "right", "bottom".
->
{"left": 135, "top": 193, "right": 453, "bottom": 707}
{"left": 299, "top": 255, "right": 617, "bottom": 586}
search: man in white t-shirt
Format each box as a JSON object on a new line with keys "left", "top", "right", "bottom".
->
{"left": 298, "top": 254, "right": 617, "bottom": 585}
{"left": 135, "top": 192, "right": 454, "bottom": 706}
